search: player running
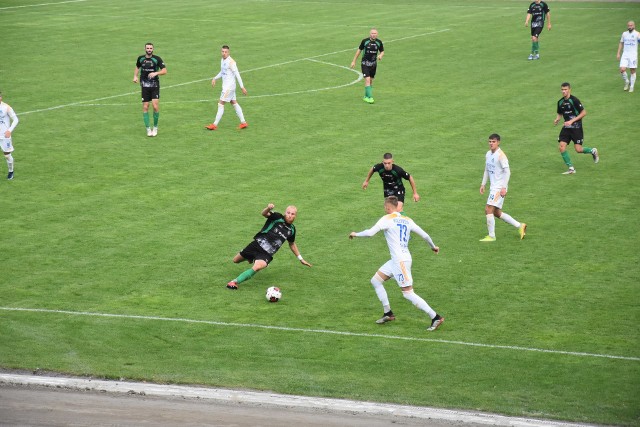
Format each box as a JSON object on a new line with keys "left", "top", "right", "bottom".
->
{"left": 554, "top": 83, "right": 599, "bottom": 174}
{"left": 349, "top": 196, "right": 444, "bottom": 332}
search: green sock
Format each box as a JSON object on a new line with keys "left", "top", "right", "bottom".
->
{"left": 235, "top": 268, "right": 257, "bottom": 284}
{"left": 143, "top": 112, "right": 150, "bottom": 128}
{"left": 153, "top": 112, "right": 159, "bottom": 127}
{"left": 533, "top": 41, "right": 539, "bottom": 53}
{"left": 365, "top": 86, "right": 372, "bottom": 98}
{"left": 531, "top": 42, "right": 536, "bottom": 54}
{"left": 561, "top": 151, "right": 573, "bottom": 167}
{"left": 582, "top": 147, "right": 593, "bottom": 154}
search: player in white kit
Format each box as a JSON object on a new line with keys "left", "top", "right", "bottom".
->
{"left": 0, "top": 92, "right": 19, "bottom": 180}
{"left": 206, "top": 45, "right": 248, "bottom": 130}
{"left": 349, "top": 196, "right": 444, "bottom": 332}
{"left": 479, "top": 134, "right": 527, "bottom": 242}
{"left": 617, "top": 21, "right": 640, "bottom": 93}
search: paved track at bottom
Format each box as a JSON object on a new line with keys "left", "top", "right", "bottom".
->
{"left": 0, "top": 373, "right": 590, "bottom": 427}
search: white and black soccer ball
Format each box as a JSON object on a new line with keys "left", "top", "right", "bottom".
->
{"left": 265, "top": 286, "right": 282, "bottom": 302}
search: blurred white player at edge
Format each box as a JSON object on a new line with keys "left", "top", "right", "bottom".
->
{"left": 206, "top": 45, "right": 248, "bottom": 130}
{"left": 0, "top": 91, "right": 19, "bottom": 180}
{"left": 349, "top": 196, "right": 444, "bottom": 332}
{"left": 617, "top": 20, "right": 640, "bottom": 93}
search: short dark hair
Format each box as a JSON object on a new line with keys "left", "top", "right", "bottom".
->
{"left": 383, "top": 153, "right": 393, "bottom": 159}
{"left": 489, "top": 133, "right": 501, "bottom": 141}
{"left": 145, "top": 42, "right": 154, "bottom": 47}
{"left": 222, "top": 45, "right": 230, "bottom": 50}
{"left": 561, "top": 82, "right": 571, "bottom": 88}
{"left": 384, "top": 196, "right": 399, "bottom": 207}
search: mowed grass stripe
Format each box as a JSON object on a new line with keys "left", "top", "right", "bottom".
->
{"left": 2, "top": 307, "right": 638, "bottom": 362}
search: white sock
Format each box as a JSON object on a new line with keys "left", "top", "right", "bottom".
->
{"left": 622, "top": 71, "right": 629, "bottom": 83}
{"left": 214, "top": 104, "right": 224, "bottom": 125}
{"left": 402, "top": 290, "right": 436, "bottom": 319}
{"left": 233, "top": 103, "right": 246, "bottom": 123}
{"left": 631, "top": 73, "right": 636, "bottom": 88}
{"left": 499, "top": 212, "right": 521, "bottom": 228}
{"left": 371, "top": 275, "right": 390, "bottom": 312}
{"left": 5, "top": 154, "right": 13, "bottom": 172}
{"left": 486, "top": 214, "right": 496, "bottom": 238}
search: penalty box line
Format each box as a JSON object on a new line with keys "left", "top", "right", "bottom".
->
{"left": 1, "top": 306, "right": 638, "bottom": 362}
{"left": 19, "top": 29, "right": 450, "bottom": 115}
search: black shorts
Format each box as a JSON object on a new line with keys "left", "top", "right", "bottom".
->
{"left": 141, "top": 86, "right": 160, "bottom": 102}
{"left": 558, "top": 127, "right": 584, "bottom": 145}
{"left": 239, "top": 240, "right": 274, "bottom": 265}
{"left": 384, "top": 187, "right": 405, "bottom": 203}
{"left": 530, "top": 25, "right": 543, "bottom": 38}
{"left": 361, "top": 64, "right": 377, "bottom": 79}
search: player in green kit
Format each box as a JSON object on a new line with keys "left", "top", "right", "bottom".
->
{"left": 554, "top": 83, "right": 599, "bottom": 174}
{"left": 133, "top": 43, "right": 167, "bottom": 137}
{"left": 351, "top": 28, "right": 384, "bottom": 103}
{"left": 524, "top": 0, "right": 551, "bottom": 60}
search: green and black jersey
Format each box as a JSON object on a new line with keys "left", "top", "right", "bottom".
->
{"left": 557, "top": 95, "right": 584, "bottom": 129}
{"left": 373, "top": 163, "right": 411, "bottom": 193}
{"left": 253, "top": 212, "right": 296, "bottom": 255}
{"left": 527, "top": 1, "right": 550, "bottom": 28}
{"left": 135, "top": 54, "right": 166, "bottom": 88}
{"left": 358, "top": 38, "right": 384, "bottom": 67}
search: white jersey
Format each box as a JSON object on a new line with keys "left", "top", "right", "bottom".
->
{"left": 483, "top": 148, "right": 510, "bottom": 191}
{"left": 0, "top": 102, "right": 19, "bottom": 135}
{"left": 215, "top": 56, "right": 244, "bottom": 90}
{"left": 620, "top": 30, "right": 640, "bottom": 59}
{"left": 355, "top": 211, "right": 435, "bottom": 262}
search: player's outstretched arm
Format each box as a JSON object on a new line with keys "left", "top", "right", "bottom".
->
{"left": 289, "top": 242, "right": 312, "bottom": 267}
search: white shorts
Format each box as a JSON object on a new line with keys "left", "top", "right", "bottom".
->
{"left": 219, "top": 87, "right": 237, "bottom": 102}
{"left": 620, "top": 56, "right": 638, "bottom": 69}
{"left": 486, "top": 189, "right": 505, "bottom": 209}
{"left": 1, "top": 138, "right": 13, "bottom": 154}
{"left": 378, "top": 259, "right": 413, "bottom": 288}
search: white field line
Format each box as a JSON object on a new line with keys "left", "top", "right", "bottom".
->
{"left": 0, "top": 0, "right": 86, "bottom": 10}
{"left": 19, "top": 29, "right": 449, "bottom": 115}
{"left": 38, "top": 58, "right": 362, "bottom": 108}
{"left": 1, "top": 306, "right": 638, "bottom": 362}
{"left": 0, "top": 373, "right": 596, "bottom": 427}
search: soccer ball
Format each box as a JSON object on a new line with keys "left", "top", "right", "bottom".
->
{"left": 265, "top": 286, "right": 282, "bottom": 302}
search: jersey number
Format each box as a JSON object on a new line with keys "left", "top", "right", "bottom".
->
{"left": 396, "top": 224, "right": 408, "bottom": 243}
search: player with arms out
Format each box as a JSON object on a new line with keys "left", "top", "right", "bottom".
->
{"left": 349, "top": 196, "right": 444, "bottom": 332}
{"left": 362, "top": 153, "right": 420, "bottom": 211}
{"left": 206, "top": 45, "right": 248, "bottom": 130}
{"left": 0, "top": 91, "right": 18, "bottom": 180}
{"left": 226, "top": 203, "right": 311, "bottom": 290}
{"left": 133, "top": 42, "right": 167, "bottom": 137}
{"left": 524, "top": 0, "right": 551, "bottom": 60}
{"left": 350, "top": 28, "right": 384, "bottom": 104}
{"left": 479, "top": 134, "right": 527, "bottom": 242}
{"left": 617, "top": 20, "right": 640, "bottom": 93}
{"left": 554, "top": 82, "right": 598, "bottom": 174}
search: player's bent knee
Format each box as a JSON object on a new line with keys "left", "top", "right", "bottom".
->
{"left": 371, "top": 275, "right": 384, "bottom": 287}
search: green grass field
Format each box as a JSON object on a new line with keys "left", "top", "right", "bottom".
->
{"left": 1, "top": 0, "right": 639, "bottom": 424}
